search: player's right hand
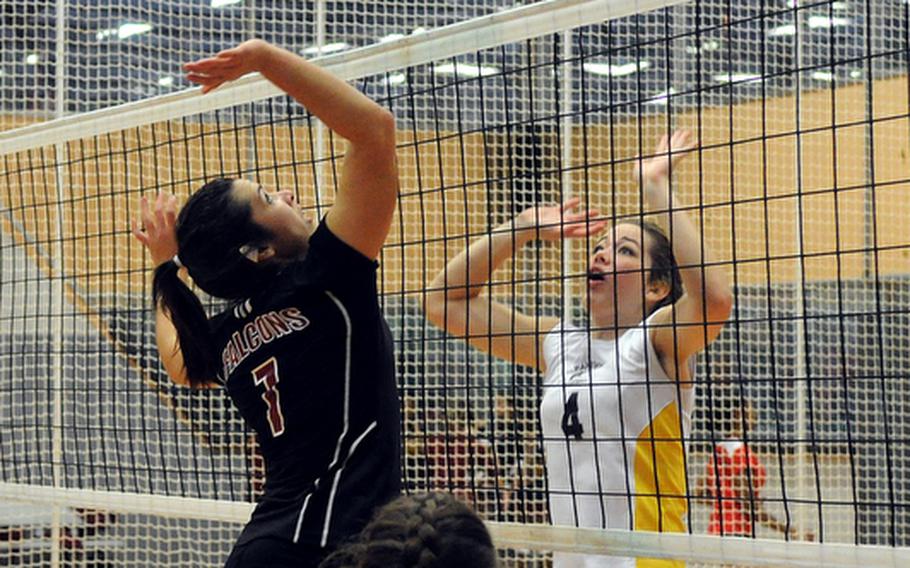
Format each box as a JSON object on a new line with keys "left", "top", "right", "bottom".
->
{"left": 132, "top": 192, "right": 179, "bottom": 267}
{"left": 515, "top": 197, "right": 607, "bottom": 242}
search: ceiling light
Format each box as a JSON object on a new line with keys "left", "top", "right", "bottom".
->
{"left": 301, "top": 42, "right": 349, "bottom": 55}
{"left": 713, "top": 72, "right": 762, "bottom": 84}
{"left": 685, "top": 40, "right": 720, "bottom": 54}
{"left": 211, "top": 0, "right": 242, "bottom": 6}
{"left": 158, "top": 76, "right": 174, "bottom": 87}
{"left": 583, "top": 60, "right": 651, "bottom": 77}
{"left": 645, "top": 88, "right": 678, "bottom": 105}
{"left": 116, "top": 23, "right": 153, "bottom": 40}
{"left": 384, "top": 73, "right": 406, "bottom": 86}
{"left": 380, "top": 33, "right": 406, "bottom": 43}
{"left": 811, "top": 71, "right": 835, "bottom": 82}
{"left": 769, "top": 24, "right": 796, "bottom": 37}
{"left": 433, "top": 63, "right": 499, "bottom": 78}
{"left": 807, "top": 16, "right": 850, "bottom": 28}
{"left": 850, "top": 69, "right": 863, "bottom": 79}
{"left": 24, "top": 53, "right": 40, "bottom": 65}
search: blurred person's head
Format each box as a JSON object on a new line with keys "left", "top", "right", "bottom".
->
{"left": 320, "top": 492, "right": 496, "bottom": 568}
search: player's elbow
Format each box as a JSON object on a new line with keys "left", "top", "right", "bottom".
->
{"left": 422, "top": 290, "right": 469, "bottom": 336}
{"left": 422, "top": 289, "right": 448, "bottom": 331}
{"left": 705, "top": 285, "right": 734, "bottom": 325}
{"left": 355, "top": 107, "right": 397, "bottom": 155}
{"left": 163, "top": 360, "right": 192, "bottom": 388}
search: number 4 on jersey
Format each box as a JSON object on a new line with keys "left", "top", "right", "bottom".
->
{"left": 561, "top": 392, "right": 584, "bottom": 440}
{"left": 251, "top": 357, "right": 286, "bottom": 437}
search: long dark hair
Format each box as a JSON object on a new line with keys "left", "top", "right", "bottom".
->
{"left": 636, "top": 220, "right": 683, "bottom": 315}
{"left": 319, "top": 493, "right": 497, "bottom": 568}
{"left": 152, "top": 178, "right": 279, "bottom": 387}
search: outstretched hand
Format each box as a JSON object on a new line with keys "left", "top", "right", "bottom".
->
{"left": 637, "top": 130, "right": 696, "bottom": 187}
{"left": 516, "top": 198, "right": 608, "bottom": 242}
{"left": 183, "top": 39, "right": 271, "bottom": 94}
{"left": 132, "top": 192, "right": 179, "bottom": 267}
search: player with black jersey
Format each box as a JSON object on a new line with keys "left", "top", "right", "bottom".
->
{"left": 132, "top": 39, "right": 400, "bottom": 567}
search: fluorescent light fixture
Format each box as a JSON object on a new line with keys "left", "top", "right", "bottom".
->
{"left": 583, "top": 60, "right": 651, "bottom": 77}
{"left": 433, "top": 63, "right": 499, "bottom": 78}
{"left": 713, "top": 72, "right": 762, "bottom": 84}
{"left": 645, "top": 87, "right": 678, "bottom": 105}
{"left": 158, "top": 76, "right": 174, "bottom": 87}
{"left": 380, "top": 33, "right": 406, "bottom": 43}
{"left": 116, "top": 23, "right": 153, "bottom": 39}
{"left": 811, "top": 71, "right": 835, "bottom": 82}
{"left": 301, "top": 42, "right": 349, "bottom": 55}
{"left": 384, "top": 73, "right": 406, "bottom": 86}
{"left": 212, "top": 0, "right": 242, "bottom": 6}
{"left": 769, "top": 24, "right": 796, "bottom": 37}
{"left": 25, "top": 53, "right": 39, "bottom": 64}
{"left": 685, "top": 39, "right": 720, "bottom": 54}
{"left": 808, "top": 16, "right": 850, "bottom": 28}
{"left": 770, "top": 16, "right": 849, "bottom": 36}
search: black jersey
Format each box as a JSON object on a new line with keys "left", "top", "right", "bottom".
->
{"left": 210, "top": 222, "right": 401, "bottom": 550}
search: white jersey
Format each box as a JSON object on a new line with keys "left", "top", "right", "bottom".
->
{"left": 541, "top": 318, "right": 694, "bottom": 568}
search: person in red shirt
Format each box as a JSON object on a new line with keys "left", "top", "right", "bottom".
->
{"left": 695, "top": 401, "right": 814, "bottom": 540}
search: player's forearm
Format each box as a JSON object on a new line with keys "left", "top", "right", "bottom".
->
{"left": 253, "top": 42, "right": 394, "bottom": 148}
{"left": 155, "top": 306, "right": 191, "bottom": 387}
{"left": 430, "top": 218, "right": 536, "bottom": 300}
{"left": 644, "top": 177, "right": 731, "bottom": 312}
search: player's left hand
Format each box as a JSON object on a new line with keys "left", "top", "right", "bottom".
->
{"left": 132, "top": 192, "right": 179, "bottom": 267}
{"left": 637, "top": 130, "right": 695, "bottom": 188}
{"left": 183, "top": 39, "right": 271, "bottom": 94}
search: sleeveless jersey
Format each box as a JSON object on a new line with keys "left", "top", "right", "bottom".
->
{"left": 210, "top": 222, "right": 401, "bottom": 550}
{"left": 541, "top": 318, "right": 694, "bottom": 568}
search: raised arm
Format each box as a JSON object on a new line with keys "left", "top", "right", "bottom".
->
{"left": 423, "top": 199, "right": 606, "bottom": 372}
{"left": 183, "top": 39, "right": 398, "bottom": 260}
{"left": 132, "top": 193, "right": 216, "bottom": 389}
{"left": 640, "top": 131, "right": 733, "bottom": 382}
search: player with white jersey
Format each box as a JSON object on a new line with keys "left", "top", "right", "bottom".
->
{"left": 424, "top": 131, "right": 732, "bottom": 567}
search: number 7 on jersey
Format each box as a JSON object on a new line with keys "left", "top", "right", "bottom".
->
{"left": 252, "top": 357, "right": 286, "bottom": 437}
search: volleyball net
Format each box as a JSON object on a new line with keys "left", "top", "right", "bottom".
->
{"left": 1, "top": 0, "right": 909, "bottom": 566}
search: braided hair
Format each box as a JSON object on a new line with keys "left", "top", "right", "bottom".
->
{"left": 320, "top": 493, "right": 496, "bottom": 568}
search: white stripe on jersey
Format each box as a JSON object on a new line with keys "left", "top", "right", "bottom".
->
{"left": 291, "top": 291, "right": 353, "bottom": 545}
{"left": 318, "top": 291, "right": 353, "bottom": 547}
{"left": 233, "top": 298, "right": 253, "bottom": 319}
{"left": 321, "top": 420, "right": 378, "bottom": 545}
{"left": 293, "top": 477, "right": 320, "bottom": 543}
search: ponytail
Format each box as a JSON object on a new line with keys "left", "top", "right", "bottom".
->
{"left": 153, "top": 259, "right": 220, "bottom": 388}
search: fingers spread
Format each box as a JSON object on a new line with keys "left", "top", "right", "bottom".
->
{"left": 562, "top": 197, "right": 581, "bottom": 210}
{"left": 130, "top": 220, "right": 149, "bottom": 246}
